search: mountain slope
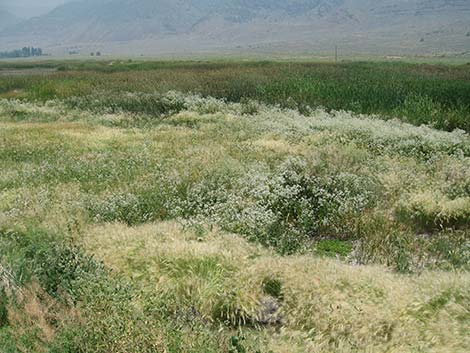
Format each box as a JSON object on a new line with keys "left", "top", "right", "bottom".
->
{"left": 1, "top": 1, "right": 350, "bottom": 40}
{"left": 0, "top": 0, "right": 469, "bottom": 56}
{"left": 0, "top": 9, "right": 20, "bottom": 31}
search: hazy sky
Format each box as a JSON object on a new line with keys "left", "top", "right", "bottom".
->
{"left": 3, "top": 0, "right": 70, "bottom": 18}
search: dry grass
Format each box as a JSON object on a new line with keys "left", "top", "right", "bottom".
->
{"left": 84, "top": 221, "right": 470, "bottom": 353}
{"left": 4, "top": 283, "right": 81, "bottom": 353}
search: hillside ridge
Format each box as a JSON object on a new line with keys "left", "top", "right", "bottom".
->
{"left": 1, "top": 0, "right": 469, "bottom": 56}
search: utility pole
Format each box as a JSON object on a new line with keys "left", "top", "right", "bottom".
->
{"left": 335, "top": 45, "right": 338, "bottom": 63}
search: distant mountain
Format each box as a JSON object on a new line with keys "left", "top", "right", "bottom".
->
{"left": 3, "top": 0, "right": 72, "bottom": 19}
{"left": 1, "top": 0, "right": 352, "bottom": 40}
{"left": 0, "top": 9, "right": 20, "bottom": 31}
{"left": 1, "top": 0, "right": 469, "bottom": 56}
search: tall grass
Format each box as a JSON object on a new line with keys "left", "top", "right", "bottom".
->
{"left": 1, "top": 60, "right": 470, "bottom": 131}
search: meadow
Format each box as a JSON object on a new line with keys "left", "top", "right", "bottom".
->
{"left": 1, "top": 60, "right": 470, "bottom": 132}
{"left": 0, "top": 60, "right": 469, "bottom": 352}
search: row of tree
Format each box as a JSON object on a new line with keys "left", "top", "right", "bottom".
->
{"left": 0, "top": 47, "right": 43, "bottom": 59}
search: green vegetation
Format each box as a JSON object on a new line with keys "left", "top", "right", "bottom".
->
{"left": 0, "top": 60, "right": 469, "bottom": 352}
{"left": 1, "top": 60, "right": 470, "bottom": 131}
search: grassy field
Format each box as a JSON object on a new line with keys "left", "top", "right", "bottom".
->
{"left": 0, "top": 60, "right": 469, "bottom": 352}
{"left": 1, "top": 60, "right": 470, "bottom": 132}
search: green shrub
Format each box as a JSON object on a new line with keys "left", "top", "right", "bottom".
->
{"left": 0, "top": 228, "right": 104, "bottom": 300}
{"left": 261, "top": 158, "right": 379, "bottom": 239}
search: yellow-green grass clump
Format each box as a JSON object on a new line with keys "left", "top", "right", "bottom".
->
{"left": 83, "top": 221, "right": 470, "bottom": 353}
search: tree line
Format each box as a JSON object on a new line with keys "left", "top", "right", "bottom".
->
{"left": 0, "top": 47, "right": 43, "bottom": 59}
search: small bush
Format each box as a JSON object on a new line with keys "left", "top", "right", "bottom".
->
{"left": 0, "top": 228, "right": 104, "bottom": 300}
